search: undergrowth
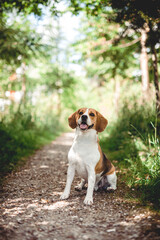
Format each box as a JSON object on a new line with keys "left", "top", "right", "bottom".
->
{"left": 100, "top": 102, "right": 160, "bottom": 209}
{"left": 0, "top": 109, "right": 63, "bottom": 183}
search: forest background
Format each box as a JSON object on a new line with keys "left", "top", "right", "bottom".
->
{"left": 0, "top": 0, "right": 160, "bottom": 209}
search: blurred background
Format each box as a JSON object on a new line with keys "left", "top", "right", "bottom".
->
{"left": 0, "top": 0, "right": 160, "bottom": 208}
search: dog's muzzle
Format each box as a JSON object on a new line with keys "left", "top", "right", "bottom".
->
{"left": 79, "top": 115, "right": 94, "bottom": 130}
{"left": 79, "top": 123, "right": 94, "bottom": 130}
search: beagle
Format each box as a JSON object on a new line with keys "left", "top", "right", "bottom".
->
{"left": 60, "top": 108, "right": 117, "bottom": 205}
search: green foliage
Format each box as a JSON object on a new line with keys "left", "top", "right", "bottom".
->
{"left": 0, "top": 109, "right": 62, "bottom": 182}
{"left": 73, "top": 13, "right": 140, "bottom": 85}
{"left": 125, "top": 130, "right": 160, "bottom": 208}
{"left": 68, "top": 0, "right": 160, "bottom": 102}
{"left": 108, "top": 0, "right": 160, "bottom": 48}
{"left": 40, "top": 63, "right": 77, "bottom": 92}
{"left": 0, "top": 0, "right": 60, "bottom": 65}
{"left": 100, "top": 101, "right": 160, "bottom": 208}
{"left": 0, "top": 0, "right": 159, "bottom": 211}
{"left": 68, "top": 0, "right": 160, "bottom": 46}
{"left": 101, "top": 101, "right": 155, "bottom": 159}
{"left": 68, "top": 0, "right": 106, "bottom": 16}
{"left": 0, "top": 0, "right": 50, "bottom": 16}
{"left": 0, "top": 17, "right": 46, "bottom": 65}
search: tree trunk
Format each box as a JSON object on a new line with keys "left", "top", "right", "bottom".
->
{"left": 151, "top": 45, "right": 160, "bottom": 118}
{"left": 140, "top": 27, "right": 150, "bottom": 100}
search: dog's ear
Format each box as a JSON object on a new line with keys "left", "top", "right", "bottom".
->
{"left": 68, "top": 110, "right": 78, "bottom": 129}
{"left": 96, "top": 111, "right": 108, "bottom": 132}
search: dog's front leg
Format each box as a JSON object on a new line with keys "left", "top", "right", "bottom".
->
{"left": 84, "top": 168, "right": 96, "bottom": 205}
{"left": 60, "top": 164, "right": 75, "bottom": 200}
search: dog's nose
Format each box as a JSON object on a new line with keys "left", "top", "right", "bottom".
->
{"left": 82, "top": 115, "right": 88, "bottom": 121}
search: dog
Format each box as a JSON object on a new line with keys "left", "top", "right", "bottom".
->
{"left": 60, "top": 108, "right": 117, "bottom": 205}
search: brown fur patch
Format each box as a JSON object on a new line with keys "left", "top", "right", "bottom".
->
{"left": 95, "top": 142, "right": 115, "bottom": 176}
{"left": 68, "top": 108, "right": 87, "bottom": 129}
{"left": 68, "top": 111, "right": 78, "bottom": 129}
{"left": 95, "top": 111, "right": 108, "bottom": 132}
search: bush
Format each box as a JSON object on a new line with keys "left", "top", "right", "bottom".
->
{"left": 100, "top": 102, "right": 160, "bottom": 208}
{"left": 0, "top": 110, "right": 62, "bottom": 182}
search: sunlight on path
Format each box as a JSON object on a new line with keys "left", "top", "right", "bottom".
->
{"left": 52, "top": 132, "right": 74, "bottom": 146}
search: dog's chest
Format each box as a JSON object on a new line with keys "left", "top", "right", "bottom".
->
{"left": 68, "top": 132, "right": 100, "bottom": 179}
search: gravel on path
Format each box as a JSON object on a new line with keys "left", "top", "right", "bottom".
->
{"left": 0, "top": 132, "right": 160, "bottom": 240}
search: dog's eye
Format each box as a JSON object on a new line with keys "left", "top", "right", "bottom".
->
{"left": 79, "top": 112, "right": 83, "bottom": 115}
{"left": 89, "top": 113, "right": 95, "bottom": 117}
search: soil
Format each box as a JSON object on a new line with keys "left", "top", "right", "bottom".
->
{"left": 0, "top": 132, "right": 160, "bottom": 240}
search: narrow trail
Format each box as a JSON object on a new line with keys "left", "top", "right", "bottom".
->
{"left": 0, "top": 133, "right": 160, "bottom": 240}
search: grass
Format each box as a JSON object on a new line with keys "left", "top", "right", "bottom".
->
{"left": 100, "top": 101, "right": 160, "bottom": 209}
{"left": 0, "top": 110, "right": 63, "bottom": 184}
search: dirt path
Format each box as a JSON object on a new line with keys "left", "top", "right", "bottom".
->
{"left": 0, "top": 132, "right": 160, "bottom": 240}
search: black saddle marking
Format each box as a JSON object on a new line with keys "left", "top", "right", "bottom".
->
{"left": 101, "top": 153, "right": 112, "bottom": 177}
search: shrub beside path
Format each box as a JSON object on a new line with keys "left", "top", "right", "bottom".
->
{"left": 0, "top": 133, "right": 160, "bottom": 240}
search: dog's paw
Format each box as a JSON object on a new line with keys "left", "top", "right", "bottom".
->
{"left": 84, "top": 197, "right": 93, "bottom": 205}
{"left": 106, "top": 186, "right": 116, "bottom": 192}
{"left": 60, "top": 192, "right": 69, "bottom": 200}
{"left": 75, "top": 185, "right": 83, "bottom": 192}
{"left": 94, "top": 185, "right": 99, "bottom": 191}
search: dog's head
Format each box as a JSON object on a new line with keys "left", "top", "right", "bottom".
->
{"left": 68, "top": 108, "right": 108, "bottom": 132}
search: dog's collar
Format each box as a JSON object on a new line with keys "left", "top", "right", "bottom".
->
{"left": 88, "top": 124, "right": 94, "bottom": 129}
